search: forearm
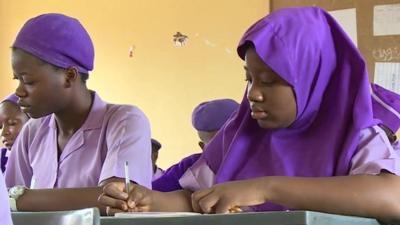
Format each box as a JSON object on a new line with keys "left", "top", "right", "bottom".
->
{"left": 17, "top": 187, "right": 105, "bottom": 213}
{"left": 263, "top": 173, "right": 400, "bottom": 222}
{"left": 151, "top": 189, "right": 193, "bottom": 212}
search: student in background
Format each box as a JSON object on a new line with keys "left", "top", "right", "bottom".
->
{"left": 5, "top": 13, "right": 152, "bottom": 215}
{"left": 152, "top": 99, "right": 239, "bottom": 191}
{"left": 192, "top": 99, "right": 239, "bottom": 150}
{"left": 348, "top": 83, "right": 400, "bottom": 176}
{"left": 151, "top": 138, "right": 164, "bottom": 181}
{"left": 99, "top": 7, "right": 400, "bottom": 222}
{"left": 371, "top": 83, "right": 400, "bottom": 145}
{"left": 0, "top": 94, "right": 29, "bottom": 173}
{"left": 0, "top": 172, "right": 12, "bottom": 225}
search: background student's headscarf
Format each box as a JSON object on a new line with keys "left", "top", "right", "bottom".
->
{"left": 202, "top": 7, "right": 376, "bottom": 211}
{"left": 1, "top": 94, "right": 18, "bottom": 105}
{"left": 192, "top": 99, "right": 239, "bottom": 132}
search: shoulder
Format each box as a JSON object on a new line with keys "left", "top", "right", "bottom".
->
{"left": 102, "top": 103, "right": 150, "bottom": 133}
{"left": 105, "top": 104, "right": 149, "bottom": 122}
{"left": 350, "top": 125, "right": 399, "bottom": 175}
{"left": 358, "top": 125, "right": 389, "bottom": 146}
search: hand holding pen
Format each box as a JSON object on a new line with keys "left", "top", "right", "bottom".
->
{"left": 99, "top": 161, "right": 155, "bottom": 215}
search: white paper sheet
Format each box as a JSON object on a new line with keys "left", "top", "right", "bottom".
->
{"left": 115, "top": 212, "right": 201, "bottom": 218}
{"left": 329, "top": 8, "right": 358, "bottom": 47}
{"left": 374, "top": 62, "right": 400, "bottom": 93}
{"left": 374, "top": 4, "right": 400, "bottom": 36}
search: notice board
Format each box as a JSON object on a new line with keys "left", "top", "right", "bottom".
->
{"left": 270, "top": 0, "right": 400, "bottom": 92}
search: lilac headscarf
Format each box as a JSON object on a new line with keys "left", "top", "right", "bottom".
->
{"left": 203, "top": 7, "right": 375, "bottom": 211}
{"left": 192, "top": 99, "right": 239, "bottom": 132}
{"left": 13, "top": 13, "right": 94, "bottom": 74}
{"left": 371, "top": 84, "right": 400, "bottom": 133}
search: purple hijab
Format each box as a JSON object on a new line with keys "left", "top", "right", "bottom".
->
{"left": 371, "top": 84, "right": 400, "bottom": 133}
{"left": 203, "top": 7, "right": 375, "bottom": 211}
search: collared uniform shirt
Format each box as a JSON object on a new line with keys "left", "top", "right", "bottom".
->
{"left": 5, "top": 93, "right": 152, "bottom": 189}
{"left": 179, "top": 125, "right": 400, "bottom": 192}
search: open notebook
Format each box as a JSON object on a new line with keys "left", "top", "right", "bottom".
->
{"left": 115, "top": 212, "right": 201, "bottom": 218}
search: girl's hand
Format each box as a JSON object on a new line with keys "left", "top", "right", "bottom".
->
{"left": 98, "top": 181, "right": 154, "bottom": 215}
{"left": 191, "top": 178, "right": 268, "bottom": 214}
{"left": 98, "top": 181, "right": 129, "bottom": 216}
{"left": 125, "top": 183, "right": 154, "bottom": 212}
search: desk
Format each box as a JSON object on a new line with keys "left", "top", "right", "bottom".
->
{"left": 12, "top": 208, "right": 100, "bottom": 225}
{"left": 100, "top": 211, "right": 380, "bottom": 225}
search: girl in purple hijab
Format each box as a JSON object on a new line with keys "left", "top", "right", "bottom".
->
{"left": 99, "top": 7, "right": 400, "bottom": 221}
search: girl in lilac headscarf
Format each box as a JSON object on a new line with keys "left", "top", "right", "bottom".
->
{"left": 99, "top": 7, "right": 400, "bottom": 221}
{"left": 6, "top": 13, "right": 152, "bottom": 215}
{"left": 0, "top": 94, "right": 29, "bottom": 172}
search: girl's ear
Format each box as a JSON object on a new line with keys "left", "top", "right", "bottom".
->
{"left": 64, "top": 67, "right": 79, "bottom": 88}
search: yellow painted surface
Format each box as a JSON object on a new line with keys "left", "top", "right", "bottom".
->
{"left": 0, "top": 0, "right": 269, "bottom": 168}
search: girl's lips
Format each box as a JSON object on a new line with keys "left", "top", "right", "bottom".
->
{"left": 20, "top": 106, "right": 30, "bottom": 113}
{"left": 18, "top": 101, "right": 30, "bottom": 110}
{"left": 251, "top": 111, "right": 269, "bottom": 120}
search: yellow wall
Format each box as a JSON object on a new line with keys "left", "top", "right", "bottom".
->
{"left": 0, "top": 0, "right": 269, "bottom": 168}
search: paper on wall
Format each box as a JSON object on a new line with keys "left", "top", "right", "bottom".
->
{"left": 329, "top": 8, "right": 358, "bottom": 47}
{"left": 372, "top": 46, "right": 400, "bottom": 62}
{"left": 374, "top": 4, "right": 400, "bottom": 36}
{"left": 374, "top": 62, "right": 400, "bottom": 93}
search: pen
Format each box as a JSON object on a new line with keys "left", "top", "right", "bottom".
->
{"left": 30, "top": 176, "right": 36, "bottom": 189}
{"left": 124, "top": 161, "right": 130, "bottom": 193}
